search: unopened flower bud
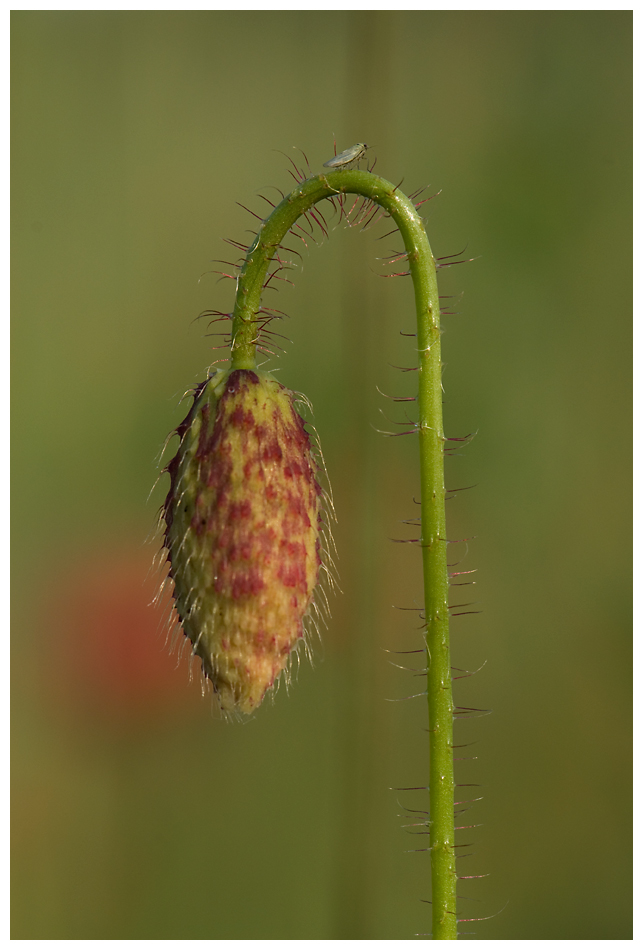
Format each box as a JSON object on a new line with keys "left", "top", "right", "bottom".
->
{"left": 163, "top": 368, "right": 324, "bottom": 715}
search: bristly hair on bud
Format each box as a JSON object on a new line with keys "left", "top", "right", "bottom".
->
{"left": 159, "top": 366, "right": 336, "bottom": 717}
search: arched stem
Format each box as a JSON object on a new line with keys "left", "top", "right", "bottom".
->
{"left": 230, "top": 168, "right": 456, "bottom": 939}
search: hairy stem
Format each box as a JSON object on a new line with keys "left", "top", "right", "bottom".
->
{"left": 229, "top": 168, "right": 456, "bottom": 939}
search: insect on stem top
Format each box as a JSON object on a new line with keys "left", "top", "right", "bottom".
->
{"left": 322, "top": 143, "right": 370, "bottom": 169}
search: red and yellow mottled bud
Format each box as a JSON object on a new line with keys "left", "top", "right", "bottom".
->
{"left": 163, "top": 368, "right": 323, "bottom": 715}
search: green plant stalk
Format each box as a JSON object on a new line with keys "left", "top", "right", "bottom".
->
{"left": 229, "top": 169, "right": 456, "bottom": 939}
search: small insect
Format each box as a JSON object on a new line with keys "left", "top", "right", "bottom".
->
{"left": 323, "top": 143, "right": 370, "bottom": 169}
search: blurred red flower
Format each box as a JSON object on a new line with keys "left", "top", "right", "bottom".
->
{"left": 44, "top": 542, "right": 205, "bottom": 725}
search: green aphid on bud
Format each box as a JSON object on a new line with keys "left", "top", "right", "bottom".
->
{"left": 162, "top": 367, "right": 330, "bottom": 716}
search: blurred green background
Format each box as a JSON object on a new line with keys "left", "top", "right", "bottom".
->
{"left": 12, "top": 10, "right": 631, "bottom": 940}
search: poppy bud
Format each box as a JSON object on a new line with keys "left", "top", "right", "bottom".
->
{"left": 162, "top": 368, "right": 325, "bottom": 715}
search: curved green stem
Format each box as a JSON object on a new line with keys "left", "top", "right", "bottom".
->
{"left": 230, "top": 169, "right": 456, "bottom": 939}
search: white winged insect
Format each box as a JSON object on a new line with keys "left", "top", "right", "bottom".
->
{"left": 323, "top": 143, "right": 370, "bottom": 169}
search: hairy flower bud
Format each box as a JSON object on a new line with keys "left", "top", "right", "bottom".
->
{"left": 162, "top": 368, "right": 324, "bottom": 715}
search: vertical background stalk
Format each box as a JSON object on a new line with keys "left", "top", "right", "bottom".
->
{"left": 333, "top": 16, "right": 394, "bottom": 938}
{"left": 229, "top": 168, "right": 456, "bottom": 938}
